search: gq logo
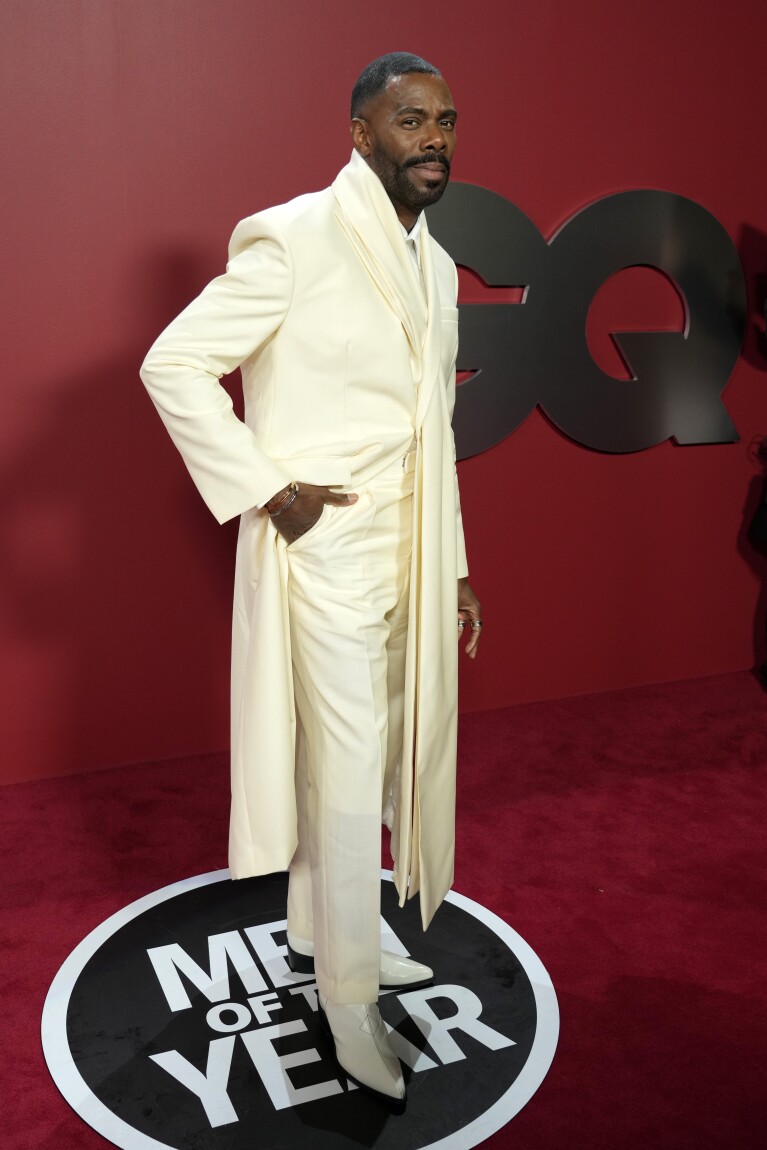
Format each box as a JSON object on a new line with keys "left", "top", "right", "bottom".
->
{"left": 428, "top": 185, "right": 747, "bottom": 457}
{"left": 42, "top": 870, "right": 559, "bottom": 1149}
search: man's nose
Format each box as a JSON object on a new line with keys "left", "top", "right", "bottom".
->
{"left": 421, "top": 122, "right": 448, "bottom": 151}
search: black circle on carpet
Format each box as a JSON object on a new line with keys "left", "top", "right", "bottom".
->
{"left": 43, "top": 870, "right": 558, "bottom": 1149}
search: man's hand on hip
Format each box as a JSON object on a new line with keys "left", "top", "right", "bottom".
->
{"left": 267, "top": 483, "right": 358, "bottom": 546}
{"left": 457, "top": 577, "right": 482, "bottom": 658}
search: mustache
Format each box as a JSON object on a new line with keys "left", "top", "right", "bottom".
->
{"left": 404, "top": 153, "right": 451, "bottom": 172}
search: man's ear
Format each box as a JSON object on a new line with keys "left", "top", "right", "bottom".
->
{"left": 350, "top": 118, "right": 371, "bottom": 157}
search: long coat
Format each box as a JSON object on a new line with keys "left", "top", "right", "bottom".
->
{"left": 140, "top": 151, "right": 467, "bottom": 928}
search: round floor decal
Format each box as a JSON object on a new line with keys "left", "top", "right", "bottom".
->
{"left": 42, "top": 870, "right": 558, "bottom": 1149}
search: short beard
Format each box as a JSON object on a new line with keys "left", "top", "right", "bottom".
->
{"left": 368, "top": 145, "right": 451, "bottom": 214}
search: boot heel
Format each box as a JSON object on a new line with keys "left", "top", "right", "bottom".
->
{"left": 316, "top": 998, "right": 332, "bottom": 1038}
{"left": 286, "top": 942, "right": 315, "bottom": 975}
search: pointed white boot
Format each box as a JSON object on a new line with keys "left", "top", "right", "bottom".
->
{"left": 318, "top": 994, "right": 406, "bottom": 1105}
{"left": 287, "top": 932, "right": 433, "bottom": 990}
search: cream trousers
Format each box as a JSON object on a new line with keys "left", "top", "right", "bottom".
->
{"left": 285, "top": 451, "right": 415, "bottom": 1004}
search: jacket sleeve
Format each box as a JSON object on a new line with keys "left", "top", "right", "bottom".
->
{"left": 140, "top": 215, "right": 294, "bottom": 523}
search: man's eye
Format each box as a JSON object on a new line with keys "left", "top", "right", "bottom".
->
{"left": 440, "top": 120, "right": 455, "bottom": 130}
{"left": 402, "top": 118, "right": 419, "bottom": 127}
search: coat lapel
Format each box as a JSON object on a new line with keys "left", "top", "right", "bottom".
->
{"left": 414, "top": 214, "right": 444, "bottom": 429}
{"left": 332, "top": 151, "right": 429, "bottom": 382}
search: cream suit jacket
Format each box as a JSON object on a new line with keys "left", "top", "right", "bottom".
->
{"left": 140, "top": 152, "right": 467, "bottom": 927}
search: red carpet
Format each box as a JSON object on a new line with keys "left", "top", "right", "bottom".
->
{"left": 3, "top": 670, "right": 767, "bottom": 1148}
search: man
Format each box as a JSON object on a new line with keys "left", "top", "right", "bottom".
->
{"left": 140, "top": 52, "right": 481, "bottom": 1105}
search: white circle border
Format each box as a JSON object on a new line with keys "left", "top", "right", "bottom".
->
{"left": 42, "top": 869, "right": 559, "bottom": 1150}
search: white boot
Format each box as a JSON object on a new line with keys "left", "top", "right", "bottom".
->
{"left": 287, "top": 932, "right": 433, "bottom": 989}
{"left": 318, "top": 994, "right": 406, "bottom": 1103}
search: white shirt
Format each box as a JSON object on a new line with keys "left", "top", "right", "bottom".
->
{"left": 401, "top": 212, "right": 424, "bottom": 274}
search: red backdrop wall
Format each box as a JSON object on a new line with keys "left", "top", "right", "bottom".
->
{"left": 2, "top": 0, "right": 767, "bottom": 784}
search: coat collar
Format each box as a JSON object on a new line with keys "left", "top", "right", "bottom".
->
{"left": 332, "top": 151, "right": 443, "bottom": 423}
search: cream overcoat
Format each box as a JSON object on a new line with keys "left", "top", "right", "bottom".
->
{"left": 140, "top": 151, "right": 467, "bottom": 927}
